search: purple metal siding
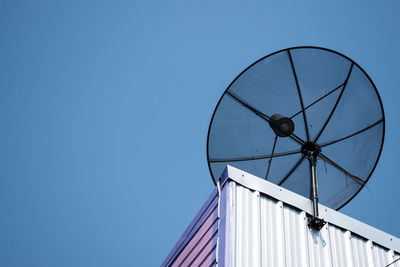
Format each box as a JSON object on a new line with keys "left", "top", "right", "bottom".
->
{"left": 171, "top": 207, "right": 218, "bottom": 266}
{"left": 162, "top": 185, "right": 222, "bottom": 267}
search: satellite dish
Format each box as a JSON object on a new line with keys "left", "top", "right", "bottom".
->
{"left": 207, "top": 46, "right": 384, "bottom": 228}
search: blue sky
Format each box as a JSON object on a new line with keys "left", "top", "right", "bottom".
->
{"left": 1, "top": 1, "right": 400, "bottom": 266}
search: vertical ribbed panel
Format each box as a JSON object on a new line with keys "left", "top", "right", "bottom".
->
{"left": 328, "top": 226, "right": 350, "bottom": 266}
{"left": 228, "top": 183, "right": 398, "bottom": 267}
{"left": 372, "top": 244, "right": 391, "bottom": 266}
{"left": 309, "top": 222, "right": 333, "bottom": 266}
{"left": 351, "top": 235, "right": 370, "bottom": 266}
{"left": 259, "top": 196, "right": 285, "bottom": 266}
{"left": 394, "top": 253, "right": 400, "bottom": 267}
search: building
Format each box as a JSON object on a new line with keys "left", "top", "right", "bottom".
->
{"left": 162, "top": 165, "right": 400, "bottom": 267}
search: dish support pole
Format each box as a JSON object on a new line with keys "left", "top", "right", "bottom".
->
{"left": 309, "top": 153, "right": 319, "bottom": 217}
{"left": 307, "top": 152, "right": 326, "bottom": 230}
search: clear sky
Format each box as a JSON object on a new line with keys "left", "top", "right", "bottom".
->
{"left": 1, "top": 1, "right": 400, "bottom": 266}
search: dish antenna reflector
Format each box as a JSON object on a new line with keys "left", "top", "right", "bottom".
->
{"left": 207, "top": 46, "right": 385, "bottom": 229}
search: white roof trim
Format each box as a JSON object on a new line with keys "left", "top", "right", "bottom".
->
{"left": 222, "top": 165, "right": 400, "bottom": 252}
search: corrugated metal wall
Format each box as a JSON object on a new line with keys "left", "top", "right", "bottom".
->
{"left": 228, "top": 182, "right": 400, "bottom": 267}
{"left": 162, "top": 187, "right": 220, "bottom": 267}
{"left": 171, "top": 206, "right": 218, "bottom": 266}
{"left": 163, "top": 167, "right": 400, "bottom": 267}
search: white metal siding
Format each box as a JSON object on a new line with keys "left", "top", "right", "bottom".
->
{"left": 164, "top": 166, "right": 400, "bottom": 267}
{"left": 227, "top": 183, "right": 399, "bottom": 267}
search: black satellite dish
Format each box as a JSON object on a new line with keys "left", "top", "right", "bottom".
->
{"left": 207, "top": 46, "right": 384, "bottom": 229}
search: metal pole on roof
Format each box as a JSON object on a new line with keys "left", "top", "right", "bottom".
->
{"left": 307, "top": 150, "right": 326, "bottom": 231}
{"left": 309, "top": 153, "right": 319, "bottom": 218}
